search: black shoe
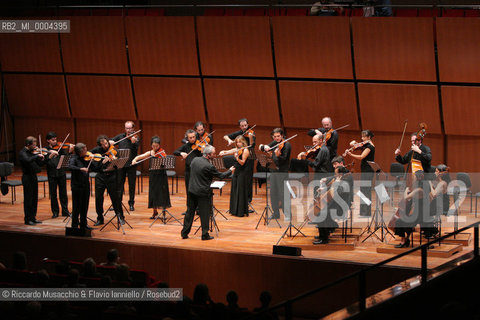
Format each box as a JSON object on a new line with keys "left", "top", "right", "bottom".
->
{"left": 119, "top": 218, "right": 125, "bottom": 225}
{"left": 108, "top": 207, "right": 115, "bottom": 211}
{"left": 32, "top": 219, "right": 42, "bottom": 224}
{"left": 129, "top": 205, "right": 135, "bottom": 211}
{"left": 94, "top": 220, "right": 104, "bottom": 226}
{"left": 25, "top": 221, "right": 35, "bottom": 225}
{"left": 202, "top": 235, "right": 214, "bottom": 241}
{"left": 403, "top": 239, "right": 410, "bottom": 248}
{"left": 83, "top": 225, "right": 93, "bottom": 230}
{"left": 52, "top": 213, "right": 59, "bottom": 218}
{"left": 150, "top": 212, "right": 158, "bottom": 219}
{"left": 181, "top": 212, "right": 186, "bottom": 216}
{"left": 248, "top": 209, "right": 255, "bottom": 214}
{"left": 314, "top": 235, "right": 320, "bottom": 240}
{"left": 62, "top": 212, "right": 70, "bottom": 217}
{"left": 394, "top": 243, "right": 405, "bottom": 248}
{"left": 313, "top": 239, "right": 329, "bottom": 245}
{"left": 182, "top": 235, "right": 189, "bottom": 239}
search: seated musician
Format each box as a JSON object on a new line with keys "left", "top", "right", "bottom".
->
{"left": 312, "top": 165, "right": 353, "bottom": 245}
{"left": 424, "top": 164, "right": 451, "bottom": 239}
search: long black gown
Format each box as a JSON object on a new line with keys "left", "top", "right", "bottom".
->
{"left": 148, "top": 159, "right": 171, "bottom": 209}
{"left": 229, "top": 151, "right": 249, "bottom": 217}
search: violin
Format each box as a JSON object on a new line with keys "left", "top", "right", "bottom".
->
{"left": 342, "top": 141, "right": 368, "bottom": 157}
{"left": 83, "top": 152, "right": 105, "bottom": 161}
{"left": 242, "top": 125, "right": 256, "bottom": 137}
{"left": 153, "top": 148, "right": 167, "bottom": 159}
{"left": 33, "top": 147, "right": 52, "bottom": 156}
{"left": 105, "top": 145, "right": 118, "bottom": 159}
{"left": 299, "top": 143, "right": 321, "bottom": 160}
{"left": 52, "top": 143, "right": 74, "bottom": 150}
{"left": 188, "top": 130, "right": 216, "bottom": 154}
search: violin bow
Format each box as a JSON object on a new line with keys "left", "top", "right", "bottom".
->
{"left": 242, "top": 124, "right": 256, "bottom": 136}
{"left": 398, "top": 120, "right": 408, "bottom": 150}
{"left": 135, "top": 149, "right": 166, "bottom": 165}
{"left": 269, "top": 134, "right": 298, "bottom": 151}
{"left": 113, "top": 129, "right": 142, "bottom": 145}
{"left": 55, "top": 133, "right": 71, "bottom": 157}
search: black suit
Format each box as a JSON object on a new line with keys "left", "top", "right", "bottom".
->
{"left": 181, "top": 156, "right": 231, "bottom": 239}
{"left": 19, "top": 148, "right": 44, "bottom": 223}
{"left": 45, "top": 146, "right": 69, "bottom": 216}
{"left": 395, "top": 144, "right": 432, "bottom": 175}
{"left": 68, "top": 155, "right": 90, "bottom": 228}
{"left": 112, "top": 133, "right": 139, "bottom": 207}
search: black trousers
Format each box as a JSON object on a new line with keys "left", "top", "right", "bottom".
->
{"left": 246, "top": 158, "right": 254, "bottom": 203}
{"left": 72, "top": 185, "right": 90, "bottom": 228}
{"left": 119, "top": 165, "right": 137, "bottom": 206}
{"left": 48, "top": 174, "right": 69, "bottom": 215}
{"left": 181, "top": 192, "right": 211, "bottom": 239}
{"left": 184, "top": 169, "right": 191, "bottom": 205}
{"left": 22, "top": 174, "right": 38, "bottom": 223}
{"left": 95, "top": 172, "right": 124, "bottom": 222}
{"left": 270, "top": 172, "right": 288, "bottom": 217}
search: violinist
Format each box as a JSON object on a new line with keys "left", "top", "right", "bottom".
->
{"left": 223, "top": 118, "right": 256, "bottom": 204}
{"left": 111, "top": 121, "right": 139, "bottom": 211}
{"left": 19, "top": 136, "right": 47, "bottom": 225}
{"left": 68, "top": 143, "right": 92, "bottom": 230}
{"left": 305, "top": 134, "right": 333, "bottom": 174}
{"left": 395, "top": 132, "right": 432, "bottom": 175}
{"left": 313, "top": 165, "right": 352, "bottom": 245}
{"left": 45, "top": 132, "right": 73, "bottom": 219}
{"left": 194, "top": 121, "right": 214, "bottom": 146}
{"left": 90, "top": 135, "right": 124, "bottom": 226}
{"left": 345, "top": 130, "right": 375, "bottom": 217}
{"left": 174, "top": 129, "right": 203, "bottom": 204}
{"left": 308, "top": 117, "right": 338, "bottom": 160}
{"left": 219, "top": 136, "right": 250, "bottom": 217}
{"left": 394, "top": 170, "right": 431, "bottom": 248}
{"left": 132, "top": 136, "right": 171, "bottom": 219}
{"left": 259, "top": 128, "right": 291, "bottom": 219}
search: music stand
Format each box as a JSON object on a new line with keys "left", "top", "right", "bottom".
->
{"left": 208, "top": 157, "right": 228, "bottom": 220}
{"left": 100, "top": 150, "right": 133, "bottom": 235}
{"left": 255, "top": 153, "right": 280, "bottom": 229}
{"left": 149, "top": 156, "right": 183, "bottom": 227}
{"left": 276, "top": 181, "right": 306, "bottom": 245}
{"left": 194, "top": 181, "right": 225, "bottom": 237}
{"left": 361, "top": 161, "right": 394, "bottom": 242}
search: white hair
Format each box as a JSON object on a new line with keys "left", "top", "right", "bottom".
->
{"left": 203, "top": 145, "right": 214, "bottom": 156}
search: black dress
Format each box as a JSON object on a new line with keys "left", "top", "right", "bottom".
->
{"left": 229, "top": 151, "right": 249, "bottom": 217}
{"left": 360, "top": 143, "right": 375, "bottom": 216}
{"left": 148, "top": 159, "right": 171, "bottom": 209}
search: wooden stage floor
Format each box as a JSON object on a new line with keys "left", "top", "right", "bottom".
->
{"left": 0, "top": 173, "right": 477, "bottom": 271}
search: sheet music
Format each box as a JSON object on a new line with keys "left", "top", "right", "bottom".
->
{"left": 211, "top": 181, "right": 226, "bottom": 189}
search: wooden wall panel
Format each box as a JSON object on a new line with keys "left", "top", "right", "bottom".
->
{"left": 133, "top": 77, "right": 205, "bottom": 123}
{"left": 67, "top": 75, "right": 135, "bottom": 120}
{"left": 442, "top": 86, "right": 480, "bottom": 136}
{"left": 272, "top": 17, "right": 352, "bottom": 79}
{"left": 352, "top": 18, "right": 436, "bottom": 81}
{"left": 447, "top": 136, "right": 480, "bottom": 174}
{"left": 279, "top": 81, "right": 359, "bottom": 130}
{"left": 0, "top": 33, "right": 61, "bottom": 72}
{"left": 358, "top": 83, "right": 441, "bottom": 134}
{"left": 140, "top": 121, "right": 195, "bottom": 176}
{"left": 75, "top": 119, "right": 126, "bottom": 151}
{"left": 61, "top": 17, "right": 128, "bottom": 73}
{"left": 437, "top": 18, "right": 480, "bottom": 83}
{"left": 204, "top": 79, "right": 280, "bottom": 126}
{"left": 197, "top": 17, "right": 274, "bottom": 77}
{"left": 14, "top": 117, "right": 74, "bottom": 157}
{"left": 125, "top": 17, "right": 198, "bottom": 75}
{"left": 4, "top": 74, "right": 69, "bottom": 118}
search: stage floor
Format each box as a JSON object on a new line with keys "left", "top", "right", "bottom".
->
{"left": 0, "top": 172, "right": 477, "bottom": 270}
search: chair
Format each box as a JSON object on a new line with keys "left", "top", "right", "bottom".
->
{"left": 89, "top": 172, "right": 97, "bottom": 197}
{"left": 37, "top": 175, "right": 48, "bottom": 198}
{"left": 447, "top": 172, "right": 472, "bottom": 214}
{"left": 0, "top": 162, "right": 22, "bottom": 204}
{"left": 136, "top": 170, "right": 143, "bottom": 194}
{"left": 165, "top": 155, "right": 178, "bottom": 195}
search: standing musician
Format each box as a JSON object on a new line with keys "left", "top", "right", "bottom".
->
{"left": 395, "top": 132, "right": 432, "bottom": 175}
{"left": 174, "top": 129, "right": 203, "bottom": 205}
{"left": 299, "top": 134, "right": 333, "bottom": 174}
{"left": 19, "top": 136, "right": 47, "bottom": 225}
{"left": 345, "top": 130, "right": 375, "bottom": 217}
{"left": 131, "top": 136, "right": 171, "bottom": 219}
{"left": 219, "top": 136, "right": 251, "bottom": 217}
{"left": 312, "top": 165, "right": 353, "bottom": 244}
{"left": 90, "top": 135, "right": 125, "bottom": 226}
{"left": 308, "top": 117, "right": 338, "bottom": 160}
{"left": 183, "top": 121, "right": 215, "bottom": 147}
{"left": 45, "top": 132, "right": 73, "bottom": 218}
{"left": 68, "top": 143, "right": 92, "bottom": 230}
{"left": 223, "top": 118, "right": 256, "bottom": 204}
{"left": 258, "top": 128, "right": 291, "bottom": 220}
{"left": 110, "top": 121, "right": 139, "bottom": 211}
{"left": 181, "top": 145, "right": 234, "bottom": 240}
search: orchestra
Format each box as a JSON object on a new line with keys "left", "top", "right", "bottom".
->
{"left": 17, "top": 117, "right": 451, "bottom": 249}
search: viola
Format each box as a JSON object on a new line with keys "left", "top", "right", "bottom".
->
{"left": 83, "top": 152, "right": 105, "bottom": 161}
{"left": 342, "top": 141, "right": 368, "bottom": 157}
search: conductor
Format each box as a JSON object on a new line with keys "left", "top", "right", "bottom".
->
{"left": 181, "top": 145, "right": 235, "bottom": 240}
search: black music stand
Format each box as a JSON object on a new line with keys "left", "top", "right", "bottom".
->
{"left": 149, "top": 156, "right": 183, "bottom": 227}
{"left": 194, "top": 181, "right": 225, "bottom": 237}
{"left": 208, "top": 157, "right": 228, "bottom": 220}
{"left": 255, "top": 154, "right": 280, "bottom": 229}
{"left": 100, "top": 150, "right": 133, "bottom": 235}
{"left": 361, "top": 161, "right": 394, "bottom": 242}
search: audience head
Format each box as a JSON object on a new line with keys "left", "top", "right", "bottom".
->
{"left": 82, "top": 257, "right": 97, "bottom": 277}
{"left": 259, "top": 291, "right": 272, "bottom": 308}
{"left": 193, "top": 283, "right": 210, "bottom": 305}
{"left": 106, "top": 248, "right": 120, "bottom": 265}
{"left": 115, "top": 263, "right": 131, "bottom": 282}
{"left": 12, "top": 251, "right": 27, "bottom": 270}
{"left": 226, "top": 290, "right": 238, "bottom": 307}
